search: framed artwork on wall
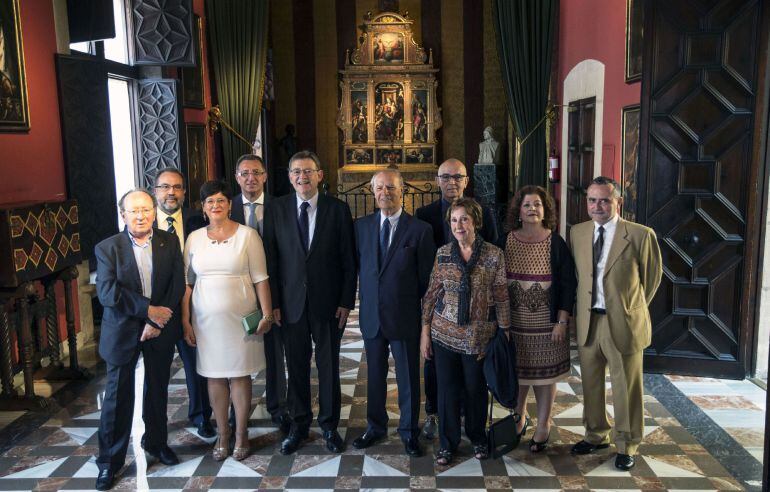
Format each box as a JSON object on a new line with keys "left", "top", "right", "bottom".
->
{"left": 625, "top": 0, "right": 643, "bottom": 83}
{"left": 0, "top": 0, "right": 30, "bottom": 131}
{"left": 181, "top": 15, "right": 205, "bottom": 109}
{"left": 621, "top": 104, "right": 640, "bottom": 221}
{"left": 185, "top": 123, "right": 208, "bottom": 209}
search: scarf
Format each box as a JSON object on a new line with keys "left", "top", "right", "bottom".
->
{"left": 450, "top": 234, "right": 484, "bottom": 325}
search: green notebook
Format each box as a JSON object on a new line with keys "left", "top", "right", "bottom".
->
{"left": 241, "top": 309, "right": 263, "bottom": 335}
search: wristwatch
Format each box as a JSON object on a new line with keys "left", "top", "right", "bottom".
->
{"left": 556, "top": 320, "right": 568, "bottom": 325}
{"left": 263, "top": 313, "right": 275, "bottom": 323}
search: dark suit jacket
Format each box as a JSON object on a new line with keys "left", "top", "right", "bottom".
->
{"left": 355, "top": 211, "right": 435, "bottom": 340}
{"left": 416, "top": 198, "right": 499, "bottom": 249}
{"left": 263, "top": 192, "right": 357, "bottom": 325}
{"left": 95, "top": 228, "right": 185, "bottom": 366}
{"left": 231, "top": 193, "right": 271, "bottom": 227}
{"left": 154, "top": 208, "right": 205, "bottom": 243}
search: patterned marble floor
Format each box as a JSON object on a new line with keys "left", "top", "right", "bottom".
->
{"left": 0, "top": 307, "right": 764, "bottom": 491}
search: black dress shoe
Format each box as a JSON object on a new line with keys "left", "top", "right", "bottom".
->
{"left": 272, "top": 412, "right": 292, "bottom": 434}
{"left": 570, "top": 439, "right": 610, "bottom": 455}
{"left": 280, "top": 429, "right": 308, "bottom": 455}
{"left": 615, "top": 453, "right": 635, "bottom": 470}
{"left": 403, "top": 437, "right": 423, "bottom": 457}
{"left": 352, "top": 430, "right": 386, "bottom": 449}
{"left": 197, "top": 420, "right": 216, "bottom": 438}
{"left": 323, "top": 430, "right": 345, "bottom": 453}
{"left": 95, "top": 469, "right": 115, "bottom": 491}
{"left": 143, "top": 444, "right": 180, "bottom": 465}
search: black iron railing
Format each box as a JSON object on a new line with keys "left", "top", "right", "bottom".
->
{"left": 333, "top": 180, "right": 441, "bottom": 218}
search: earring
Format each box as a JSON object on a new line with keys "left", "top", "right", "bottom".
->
{"left": 203, "top": 213, "right": 209, "bottom": 223}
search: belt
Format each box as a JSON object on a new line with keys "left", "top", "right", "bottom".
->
{"left": 591, "top": 307, "right": 607, "bottom": 315}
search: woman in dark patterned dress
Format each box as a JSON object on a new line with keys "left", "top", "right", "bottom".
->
{"left": 421, "top": 198, "right": 511, "bottom": 466}
{"left": 502, "top": 186, "right": 576, "bottom": 452}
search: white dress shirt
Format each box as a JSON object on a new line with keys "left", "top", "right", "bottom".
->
{"left": 592, "top": 214, "right": 619, "bottom": 309}
{"left": 296, "top": 191, "right": 320, "bottom": 246}
{"left": 241, "top": 192, "right": 265, "bottom": 235}
{"left": 128, "top": 231, "right": 153, "bottom": 297}
{"left": 379, "top": 207, "right": 403, "bottom": 249}
{"left": 156, "top": 208, "right": 184, "bottom": 251}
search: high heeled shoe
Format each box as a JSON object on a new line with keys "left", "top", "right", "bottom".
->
{"left": 232, "top": 432, "right": 250, "bottom": 461}
{"left": 212, "top": 431, "right": 230, "bottom": 461}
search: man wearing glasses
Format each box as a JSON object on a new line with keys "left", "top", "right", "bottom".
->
{"left": 230, "top": 154, "right": 291, "bottom": 434}
{"left": 415, "top": 157, "right": 499, "bottom": 439}
{"left": 263, "top": 151, "right": 357, "bottom": 455}
{"left": 152, "top": 168, "right": 214, "bottom": 439}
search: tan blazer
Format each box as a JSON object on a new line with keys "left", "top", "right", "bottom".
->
{"left": 569, "top": 218, "right": 663, "bottom": 355}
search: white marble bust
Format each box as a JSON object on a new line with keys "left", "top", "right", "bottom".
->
{"left": 478, "top": 126, "right": 500, "bottom": 165}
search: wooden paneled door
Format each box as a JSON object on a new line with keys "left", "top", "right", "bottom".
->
{"left": 565, "top": 97, "right": 596, "bottom": 237}
{"left": 637, "top": 0, "right": 770, "bottom": 378}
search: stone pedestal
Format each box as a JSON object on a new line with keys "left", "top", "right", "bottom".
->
{"left": 474, "top": 163, "right": 497, "bottom": 209}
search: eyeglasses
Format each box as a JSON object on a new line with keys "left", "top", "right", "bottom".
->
{"left": 237, "top": 170, "right": 265, "bottom": 177}
{"left": 204, "top": 198, "right": 229, "bottom": 207}
{"left": 155, "top": 184, "right": 184, "bottom": 191}
{"left": 289, "top": 168, "right": 319, "bottom": 177}
{"left": 438, "top": 174, "right": 467, "bottom": 182}
{"left": 124, "top": 208, "right": 154, "bottom": 217}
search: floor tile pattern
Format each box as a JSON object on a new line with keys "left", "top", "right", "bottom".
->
{"left": 0, "top": 307, "right": 764, "bottom": 490}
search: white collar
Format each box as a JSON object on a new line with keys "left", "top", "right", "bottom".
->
{"left": 242, "top": 192, "right": 264, "bottom": 206}
{"left": 594, "top": 214, "right": 620, "bottom": 232}
{"left": 296, "top": 191, "right": 320, "bottom": 209}
{"left": 380, "top": 207, "right": 403, "bottom": 225}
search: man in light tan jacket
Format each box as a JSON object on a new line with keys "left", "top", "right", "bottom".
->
{"left": 568, "top": 176, "right": 662, "bottom": 471}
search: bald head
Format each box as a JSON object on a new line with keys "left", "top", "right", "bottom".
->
{"left": 436, "top": 158, "right": 468, "bottom": 201}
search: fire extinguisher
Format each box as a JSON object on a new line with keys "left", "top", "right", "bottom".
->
{"left": 548, "top": 148, "right": 560, "bottom": 183}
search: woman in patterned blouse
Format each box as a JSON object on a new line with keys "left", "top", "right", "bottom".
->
{"left": 421, "top": 197, "right": 511, "bottom": 466}
{"left": 500, "top": 186, "right": 576, "bottom": 452}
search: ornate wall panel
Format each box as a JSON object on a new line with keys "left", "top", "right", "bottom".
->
{"left": 131, "top": 0, "right": 195, "bottom": 66}
{"left": 55, "top": 55, "right": 117, "bottom": 259}
{"left": 136, "top": 80, "right": 181, "bottom": 188}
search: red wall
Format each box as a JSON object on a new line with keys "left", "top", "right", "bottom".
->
{"left": 0, "top": 0, "right": 66, "bottom": 205}
{"left": 557, "top": 0, "right": 640, "bottom": 179}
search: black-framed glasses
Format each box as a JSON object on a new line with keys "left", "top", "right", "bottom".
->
{"left": 155, "top": 184, "right": 184, "bottom": 191}
{"left": 438, "top": 174, "right": 467, "bottom": 182}
{"left": 237, "top": 170, "right": 265, "bottom": 177}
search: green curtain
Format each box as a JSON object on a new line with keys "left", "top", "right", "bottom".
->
{"left": 493, "top": 0, "right": 556, "bottom": 189}
{"left": 206, "top": 0, "right": 269, "bottom": 188}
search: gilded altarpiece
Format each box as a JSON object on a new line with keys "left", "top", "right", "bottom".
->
{"left": 337, "top": 12, "right": 441, "bottom": 187}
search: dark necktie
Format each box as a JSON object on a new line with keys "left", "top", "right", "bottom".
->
{"left": 298, "top": 201, "right": 310, "bottom": 251}
{"left": 166, "top": 216, "right": 176, "bottom": 236}
{"left": 379, "top": 217, "right": 391, "bottom": 268}
{"left": 591, "top": 225, "right": 605, "bottom": 307}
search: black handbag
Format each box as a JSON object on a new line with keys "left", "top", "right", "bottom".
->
{"left": 486, "top": 395, "right": 522, "bottom": 459}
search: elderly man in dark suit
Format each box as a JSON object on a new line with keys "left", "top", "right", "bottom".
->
{"left": 415, "top": 157, "right": 498, "bottom": 438}
{"left": 94, "top": 189, "right": 185, "bottom": 490}
{"left": 230, "top": 154, "right": 291, "bottom": 433}
{"left": 263, "top": 150, "right": 357, "bottom": 455}
{"left": 352, "top": 169, "right": 434, "bottom": 457}
{"left": 151, "top": 167, "right": 213, "bottom": 439}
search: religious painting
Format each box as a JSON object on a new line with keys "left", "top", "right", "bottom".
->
{"left": 346, "top": 147, "right": 373, "bottom": 164}
{"left": 621, "top": 105, "right": 640, "bottom": 221}
{"left": 185, "top": 123, "right": 208, "bottom": 209}
{"left": 372, "top": 33, "right": 404, "bottom": 63}
{"left": 181, "top": 15, "right": 205, "bottom": 108}
{"left": 625, "top": 0, "right": 643, "bottom": 83}
{"left": 0, "top": 0, "right": 29, "bottom": 131}
{"left": 374, "top": 82, "right": 404, "bottom": 142}
{"left": 411, "top": 90, "right": 428, "bottom": 143}
{"left": 376, "top": 148, "right": 403, "bottom": 165}
{"left": 405, "top": 147, "right": 432, "bottom": 164}
{"left": 350, "top": 91, "right": 368, "bottom": 143}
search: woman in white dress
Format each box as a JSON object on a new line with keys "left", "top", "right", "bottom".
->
{"left": 181, "top": 180, "right": 274, "bottom": 462}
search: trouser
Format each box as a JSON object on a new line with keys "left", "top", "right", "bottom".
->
{"left": 97, "top": 339, "right": 174, "bottom": 471}
{"left": 284, "top": 309, "right": 343, "bottom": 432}
{"left": 433, "top": 343, "right": 488, "bottom": 451}
{"left": 578, "top": 312, "right": 645, "bottom": 455}
{"left": 364, "top": 331, "right": 421, "bottom": 440}
{"left": 263, "top": 324, "right": 288, "bottom": 418}
{"left": 423, "top": 357, "right": 438, "bottom": 415}
{"left": 175, "top": 339, "right": 211, "bottom": 425}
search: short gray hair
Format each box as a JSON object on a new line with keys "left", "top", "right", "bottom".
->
{"left": 370, "top": 169, "right": 404, "bottom": 189}
{"left": 590, "top": 176, "right": 621, "bottom": 199}
{"left": 118, "top": 188, "right": 157, "bottom": 212}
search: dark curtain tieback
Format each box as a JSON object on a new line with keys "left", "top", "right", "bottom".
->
{"left": 450, "top": 235, "right": 485, "bottom": 326}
